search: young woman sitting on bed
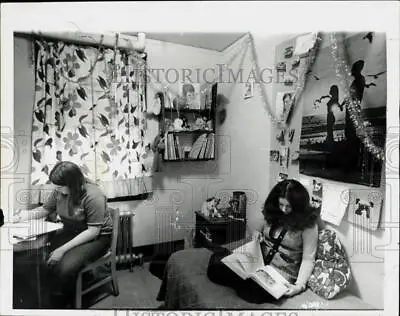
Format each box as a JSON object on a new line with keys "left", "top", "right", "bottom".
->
{"left": 208, "top": 179, "right": 319, "bottom": 304}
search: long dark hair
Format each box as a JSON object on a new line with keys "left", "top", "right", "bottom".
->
{"left": 49, "top": 161, "right": 86, "bottom": 206}
{"left": 262, "top": 179, "right": 318, "bottom": 231}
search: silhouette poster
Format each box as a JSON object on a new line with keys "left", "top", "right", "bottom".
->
{"left": 299, "top": 32, "right": 386, "bottom": 187}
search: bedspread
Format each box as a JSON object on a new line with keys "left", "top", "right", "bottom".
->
{"left": 156, "top": 246, "right": 374, "bottom": 310}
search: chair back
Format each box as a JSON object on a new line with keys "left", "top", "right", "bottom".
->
{"left": 109, "top": 208, "right": 120, "bottom": 257}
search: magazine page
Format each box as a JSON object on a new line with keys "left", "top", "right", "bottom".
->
{"left": 250, "top": 265, "right": 290, "bottom": 299}
{"left": 222, "top": 239, "right": 264, "bottom": 279}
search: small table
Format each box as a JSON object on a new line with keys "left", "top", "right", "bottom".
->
{"left": 194, "top": 211, "right": 247, "bottom": 248}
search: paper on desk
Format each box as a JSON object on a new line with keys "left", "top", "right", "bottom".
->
{"left": 12, "top": 220, "right": 63, "bottom": 240}
{"left": 320, "top": 183, "right": 349, "bottom": 226}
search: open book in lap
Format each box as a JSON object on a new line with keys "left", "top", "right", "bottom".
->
{"left": 221, "top": 239, "right": 290, "bottom": 299}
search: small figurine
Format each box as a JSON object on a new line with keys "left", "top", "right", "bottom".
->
{"left": 173, "top": 117, "right": 184, "bottom": 131}
{"left": 201, "top": 197, "right": 221, "bottom": 218}
{"left": 194, "top": 116, "right": 207, "bottom": 130}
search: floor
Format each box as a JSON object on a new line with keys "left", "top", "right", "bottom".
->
{"left": 87, "top": 263, "right": 163, "bottom": 310}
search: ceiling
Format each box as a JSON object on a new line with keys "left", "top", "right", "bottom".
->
{"left": 123, "top": 32, "right": 246, "bottom": 52}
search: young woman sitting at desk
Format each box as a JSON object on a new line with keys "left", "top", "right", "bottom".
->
{"left": 13, "top": 161, "right": 113, "bottom": 307}
{"left": 208, "top": 179, "right": 319, "bottom": 303}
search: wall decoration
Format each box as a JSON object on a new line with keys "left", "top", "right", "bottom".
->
{"left": 173, "top": 83, "right": 201, "bottom": 110}
{"left": 284, "top": 46, "right": 294, "bottom": 59}
{"left": 147, "top": 91, "right": 163, "bottom": 116}
{"left": 270, "top": 150, "right": 280, "bottom": 162}
{"left": 347, "top": 188, "right": 383, "bottom": 230}
{"left": 294, "top": 33, "right": 318, "bottom": 57}
{"left": 244, "top": 80, "right": 254, "bottom": 99}
{"left": 320, "top": 182, "right": 349, "bottom": 226}
{"left": 277, "top": 173, "right": 288, "bottom": 182}
{"left": 276, "top": 91, "right": 295, "bottom": 124}
{"left": 292, "top": 57, "right": 300, "bottom": 69}
{"left": 299, "top": 32, "right": 386, "bottom": 187}
{"left": 276, "top": 62, "right": 286, "bottom": 72}
{"left": 276, "top": 130, "right": 286, "bottom": 145}
{"left": 291, "top": 150, "right": 300, "bottom": 164}
{"left": 310, "top": 179, "right": 323, "bottom": 211}
{"left": 248, "top": 32, "right": 320, "bottom": 131}
{"left": 288, "top": 129, "right": 295, "bottom": 143}
{"left": 279, "top": 146, "right": 290, "bottom": 168}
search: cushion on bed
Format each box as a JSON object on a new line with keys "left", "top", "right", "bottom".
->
{"left": 308, "top": 229, "right": 352, "bottom": 299}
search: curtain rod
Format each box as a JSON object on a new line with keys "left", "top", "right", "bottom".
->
{"left": 14, "top": 31, "right": 146, "bottom": 53}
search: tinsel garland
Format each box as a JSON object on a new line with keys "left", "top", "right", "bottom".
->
{"left": 248, "top": 32, "right": 321, "bottom": 131}
{"left": 329, "top": 32, "right": 385, "bottom": 161}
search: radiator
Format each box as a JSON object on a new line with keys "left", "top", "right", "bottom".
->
{"left": 116, "top": 211, "right": 143, "bottom": 271}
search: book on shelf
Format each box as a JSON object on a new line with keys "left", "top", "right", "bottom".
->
{"left": 198, "top": 135, "right": 208, "bottom": 159}
{"left": 205, "top": 133, "right": 215, "bottom": 159}
{"left": 163, "top": 131, "right": 215, "bottom": 160}
{"left": 221, "top": 239, "right": 290, "bottom": 299}
{"left": 189, "top": 133, "right": 208, "bottom": 159}
{"left": 164, "top": 132, "right": 169, "bottom": 160}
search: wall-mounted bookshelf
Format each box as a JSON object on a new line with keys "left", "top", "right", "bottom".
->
{"left": 161, "top": 83, "right": 217, "bottom": 161}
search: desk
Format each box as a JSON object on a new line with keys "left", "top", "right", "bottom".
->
{"left": 12, "top": 222, "right": 62, "bottom": 309}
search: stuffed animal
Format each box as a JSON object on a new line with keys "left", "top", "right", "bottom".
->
{"left": 354, "top": 198, "right": 373, "bottom": 219}
{"left": 201, "top": 197, "right": 221, "bottom": 218}
{"left": 194, "top": 117, "right": 207, "bottom": 130}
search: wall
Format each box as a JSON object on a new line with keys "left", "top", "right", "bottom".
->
{"left": 207, "top": 34, "right": 293, "bottom": 234}
{"left": 13, "top": 35, "right": 220, "bottom": 247}
{"left": 267, "top": 33, "right": 386, "bottom": 308}
{"left": 12, "top": 37, "right": 35, "bottom": 214}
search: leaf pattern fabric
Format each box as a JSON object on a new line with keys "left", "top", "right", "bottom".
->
{"left": 307, "top": 229, "right": 352, "bottom": 299}
{"left": 31, "top": 39, "right": 151, "bottom": 196}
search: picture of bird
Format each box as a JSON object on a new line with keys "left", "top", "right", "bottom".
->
{"left": 367, "top": 71, "right": 386, "bottom": 79}
{"left": 362, "top": 32, "right": 374, "bottom": 43}
{"left": 307, "top": 70, "right": 320, "bottom": 80}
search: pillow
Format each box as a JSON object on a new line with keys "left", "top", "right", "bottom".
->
{"left": 307, "top": 229, "right": 352, "bottom": 299}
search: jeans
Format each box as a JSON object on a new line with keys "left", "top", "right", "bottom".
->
{"left": 44, "top": 228, "right": 111, "bottom": 307}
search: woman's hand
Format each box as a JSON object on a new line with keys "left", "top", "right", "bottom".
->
{"left": 284, "top": 283, "right": 305, "bottom": 297}
{"left": 47, "top": 247, "right": 66, "bottom": 266}
{"left": 252, "top": 230, "right": 264, "bottom": 243}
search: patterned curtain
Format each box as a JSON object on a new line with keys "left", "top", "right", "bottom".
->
{"left": 30, "top": 38, "right": 153, "bottom": 202}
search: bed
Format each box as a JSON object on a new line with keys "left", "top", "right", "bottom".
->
{"left": 156, "top": 241, "right": 375, "bottom": 310}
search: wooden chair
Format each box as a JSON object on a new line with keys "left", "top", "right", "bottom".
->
{"left": 75, "top": 208, "right": 120, "bottom": 309}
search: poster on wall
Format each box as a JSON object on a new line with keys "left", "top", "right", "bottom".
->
{"left": 299, "top": 32, "right": 386, "bottom": 187}
{"left": 347, "top": 188, "right": 383, "bottom": 231}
